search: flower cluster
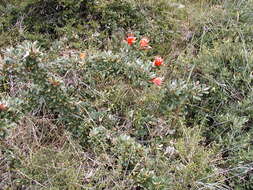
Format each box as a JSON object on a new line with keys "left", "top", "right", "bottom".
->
{"left": 125, "top": 33, "right": 164, "bottom": 86}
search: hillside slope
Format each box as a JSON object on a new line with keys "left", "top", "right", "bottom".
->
{"left": 0, "top": 0, "right": 253, "bottom": 189}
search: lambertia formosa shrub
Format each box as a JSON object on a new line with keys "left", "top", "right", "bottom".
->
{"left": 0, "top": 0, "right": 253, "bottom": 189}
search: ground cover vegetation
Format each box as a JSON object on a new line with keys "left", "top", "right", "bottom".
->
{"left": 0, "top": 0, "right": 253, "bottom": 189}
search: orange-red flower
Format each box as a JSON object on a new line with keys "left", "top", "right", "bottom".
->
{"left": 151, "top": 77, "right": 163, "bottom": 86}
{"left": 79, "top": 52, "right": 86, "bottom": 59}
{"left": 125, "top": 34, "right": 136, "bottom": 46}
{"left": 48, "top": 78, "right": 60, "bottom": 87}
{"left": 153, "top": 56, "right": 164, "bottom": 66}
{"left": 0, "top": 103, "right": 7, "bottom": 111}
{"left": 140, "top": 37, "right": 151, "bottom": 49}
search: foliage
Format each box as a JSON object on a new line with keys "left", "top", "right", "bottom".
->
{"left": 0, "top": 0, "right": 184, "bottom": 53}
{"left": 0, "top": 0, "right": 253, "bottom": 189}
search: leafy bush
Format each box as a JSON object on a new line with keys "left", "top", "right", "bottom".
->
{"left": 0, "top": 0, "right": 184, "bottom": 54}
{"left": 1, "top": 0, "right": 253, "bottom": 189}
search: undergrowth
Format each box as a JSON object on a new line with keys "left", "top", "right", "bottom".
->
{"left": 0, "top": 0, "right": 253, "bottom": 189}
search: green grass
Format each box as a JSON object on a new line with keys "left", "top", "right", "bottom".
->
{"left": 0, "top": 0, "right": 253, "bottom": 189}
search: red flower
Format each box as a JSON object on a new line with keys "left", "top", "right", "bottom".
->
{"left": 79, "top": 52, "right": 86, "bottom": 59}
{"left": 151, "top": 77, "right": 163, "bottom": 86}
{"left": 0, "top": 103, "right": 7, "bottom": 111}
{"left": 140, "top": 37, "right": 151, "bottom": 49}
{"left": 48, "top": 78, "right": 60, "bottom": 87}
{"left": 153, "top": 56, "right": 164, "bottom": 66}
{"left": 125, "top": 34, "right": 136, "bottom": 46}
